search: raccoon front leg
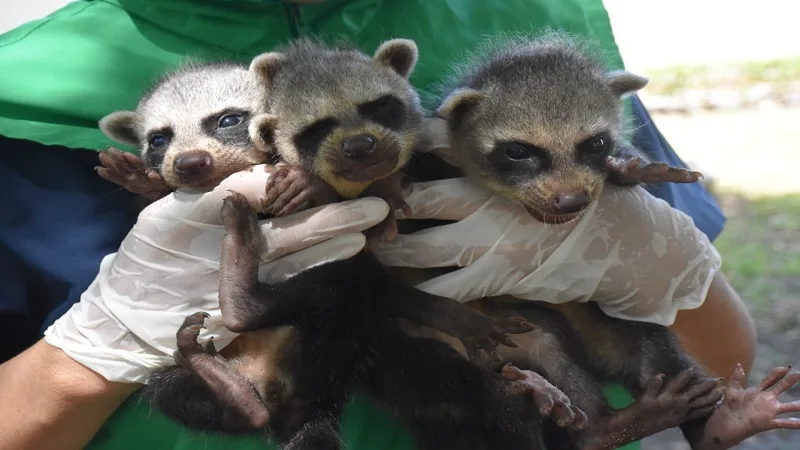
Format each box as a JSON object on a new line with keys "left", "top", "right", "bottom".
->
{"left": 580, "top": 368, "right": 722, "bottom": 450}
{"left": 165, "top": 311, "right": 270, "bottom": 430}
{"left": 219, "top": 192, "right": 336, "bottom": 331}
{"left": 691, "top": 364, "right": 800, "bottom": 450}
{"left": 361, "top": 171, "right": 411, "bottom": 249}
{"left": 605, "top": 144, "right": 702, "bottom": 185}
{"left": 588, "top": 329, "right": 724, "bottom": 449}
{"left": 96, "top": 147, "right": 171, "bottom": 200}
{"left": 263, "top": 164, "right": 338, "bottom": 217}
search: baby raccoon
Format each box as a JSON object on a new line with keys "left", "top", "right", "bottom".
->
{"left": 430, "top": 33, "right": 729, "bottom": 449}
{"left": 98, "top": 61, "right": 272, "bottom": 200}
{"left": 246, "top": 37, "right": 428, "bottom": 243}
{"left": 436, "top": 31, "right": 702, "bottom": 225}
{"left": 143, "top": 39, "right": 569, "bottom": 450}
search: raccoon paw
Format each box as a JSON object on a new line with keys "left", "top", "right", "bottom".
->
{"left": 365, "top": 214, "right": 400, "bottom": 251}
{"left": 695, "top": 364, "right": 800, "bottom": 450}
{"left": 96, "top": 147, "right": 170, "bottom": 200}
{"left": 175, "top": 311, "right": 211, "bottom": 361}
{"left": 604, "top": 368, "right": 722, "bottom": 444}
{"left": 502, "top": 364, "right": 588, "bottom": 430}
{"left": 263, "top": 164, "right": 334, "bottom": 217}
{"left": 606, "top": 156, "right": 703, "bottom": 185}
{"left": 457, "top": 312, "right": 534, "bottom": 362}
{"left": 363, "top": 172, "right": 411, "bottom": 249}
{"left": 221, "top": 191, "right": 260, "bottom": 241}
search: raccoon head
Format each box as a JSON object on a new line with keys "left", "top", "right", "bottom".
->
{"left": 99, "top": 62, "right": 272, "bottom": 191}
{"left": 248, "top": 38, "right": 424, "bottom": 199}
{"left": 437, "top": 34, "right": 647, "bottom": 224}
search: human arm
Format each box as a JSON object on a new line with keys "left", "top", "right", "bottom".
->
{"left": 670, "top": 272, "right": 756, "bottom": 377}
{"left": 0, "top": 339, "right": 139, "bottom": 450}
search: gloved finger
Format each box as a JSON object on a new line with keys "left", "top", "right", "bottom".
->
{"left": 142, "top": 164, "right": 280, "bottom": 225}
{"left": 397, "top": 178, "right": 494, "bottom": 221}
{"left": 257, "top": 233, "right": 366, "bottom": 282}
{"left": 259, "top": 197, "right": 389, "bottom": 261}
{"left": 372, "top": 221, "right": 492, "bottom": 268}
{"left": 413, "top": 260, "right": 523, "bottom": 303}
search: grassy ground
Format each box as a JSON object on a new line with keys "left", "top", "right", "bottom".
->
{"left": 641, "top": 109, "right": 800, "bottom": 449}
{"left": 716, "top": 192, "right": 800, "bottom": 389}
{"left": 644, "top": 58, "right": 800, "bottom": 97}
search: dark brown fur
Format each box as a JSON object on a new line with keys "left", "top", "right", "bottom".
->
{"left": 138, "top": 39, "right": 565, "bottom": 450}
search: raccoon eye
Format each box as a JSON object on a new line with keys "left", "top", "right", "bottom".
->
{"left": 504, "top": 144, "right": 535, "bottom": 160}
{"left": 294, "top": 118, "right": 339, "bottom": 152}
{"left": 149, "top": 134, "right": 168, "bottom": 148}
{"left": 219, "top": 114, "right": 243, "bottom": 128}
{"left": 357, "top": 95, "right": 406, "bottom": 130}
{"left": 579, "top": 134, "right": 612, "bottom": 155}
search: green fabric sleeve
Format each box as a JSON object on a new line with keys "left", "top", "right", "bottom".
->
{"left": 86, "top": 391, "right": 418, "bottom": 450}
{"left": 0, "top": 0, "right": 626, "bottom": 152}
{"left": 87, "top": 388, "right": 640, "bottom": 450}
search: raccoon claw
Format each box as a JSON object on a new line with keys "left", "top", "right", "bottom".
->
{"left": 458, "top": 313, "right": 534, "bottom": 360}
{"left": 606, "top": 156, "right": 703, "bottom": 185}
{"left": 204, "top": 336, "right": 218, "bottom": 355}
{"left": 96, "top": 147, "right": 170, "bottom": 200}
{"left": 221, "top": 189, "right": 259, "bottom": 231}
{"left": 695, "top": 364, "right": 800, "bottom": 450}
{"left": 175, "top": 311, "right": 211, "bottom": 360}
{"left": 502, "top": 364, "right": 587, "bottom": 430}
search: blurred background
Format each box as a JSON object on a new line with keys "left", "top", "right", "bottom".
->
{"left": 3, "top": 1, "right": 798, "bottom": 449}
{"left": 604, "top": 1, "right": 800, "bottom": 448}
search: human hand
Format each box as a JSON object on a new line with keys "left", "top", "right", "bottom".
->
{"left": 373, "top": 177, "right": 721, "bottom": 327}
{"left": 44, "top": 164, "right": 389, "bottom": 383}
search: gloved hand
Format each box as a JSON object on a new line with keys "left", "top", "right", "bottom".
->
{"left": 374, "top": 177, "right": 721, "bottom": 327}
{"left": 44, "top": 164, "right": 389, "bottom": 384}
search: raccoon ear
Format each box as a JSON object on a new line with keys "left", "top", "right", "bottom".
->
{"left": 249, "top": 113, "right": 280, "bottom": 153}
{"left": 436, "top": 88, "right": 485, "bottom": 127}
{"left": 606, "top": 71, "right": 648, "bottom": 98}
{"left": 250, "top": 52, "right": 286, "bottom": 88}
{"left": 99, "top": 111, "right": 139, "bottom": 147}
{"left": 374, "top": 39, "right": 418, "bottom": 79}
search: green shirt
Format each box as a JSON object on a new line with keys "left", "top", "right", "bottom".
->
{"left": 0, "top": 1, "right": 637, "bottom": 448}
{"left": 0, "top": 0, "right": 624, "bottom": 153}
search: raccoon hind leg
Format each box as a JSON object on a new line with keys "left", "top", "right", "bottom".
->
{"left": 142, "top": 364, "right": 263, "bottom": 434}
{"left": 161, "top": 311, "right": 270, "bottom": 431}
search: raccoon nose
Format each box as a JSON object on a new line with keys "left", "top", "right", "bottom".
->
{"left": 174, "top": 151, "right": 213, "bottom": 176}
{"left": 342, "top": 135, "right": 377, "bottom": 160}
{"left": 553, "top": 191, "right": 591, "bottom": 214}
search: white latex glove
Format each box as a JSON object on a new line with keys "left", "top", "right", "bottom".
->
{"left": 373, "top": 177, "right": 721, "bottom": 327}
{"left": 44, "top": 165, "right": 389, "bottom": 384}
